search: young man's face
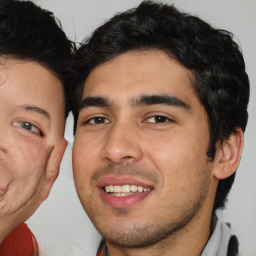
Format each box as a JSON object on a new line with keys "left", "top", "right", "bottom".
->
{"left": 0, "top": 59, "right": 65, "bottom": 217}
{"left": 73, "top": 50, "right": 219, "bottom": 248}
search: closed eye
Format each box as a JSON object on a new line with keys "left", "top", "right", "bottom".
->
{"left": 145, "top": 115, "right": 173, "bottom": 123}
{"left": 12, "top": 121, "right": 43, "bottom": 136}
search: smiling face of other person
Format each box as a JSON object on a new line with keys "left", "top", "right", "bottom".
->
{"left": 0, "top": 58, "right": 65, "bottom": 217}
{"left": 73, "top": 50, "right": 225, "bottom": 250}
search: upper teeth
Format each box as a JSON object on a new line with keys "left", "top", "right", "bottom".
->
{"left": 105, "top": 185, "right": 151, "bottom": 193}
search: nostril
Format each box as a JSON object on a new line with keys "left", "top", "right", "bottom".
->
{"left": 101, "top": 131, "right": 143, "bottom": 164}
{"left": 120, "top": 155, "right": 136, "bottom": 165}
{"left": 123, "top": 156, "right": 133, "bottom": 159}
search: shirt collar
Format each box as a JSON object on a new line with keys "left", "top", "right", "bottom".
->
{"left": 97, "top": 240, "right": 108, "bottom": 256}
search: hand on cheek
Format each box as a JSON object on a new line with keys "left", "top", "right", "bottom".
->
{"left": 0, "top": 139, "right": 67, "bottom": 243}
{"left": 36, "top": 139, "right": 68, "bottom": 202}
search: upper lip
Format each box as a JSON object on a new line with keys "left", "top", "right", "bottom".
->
{"left": 97, "top": 176, "right": 154, "bottom": 189}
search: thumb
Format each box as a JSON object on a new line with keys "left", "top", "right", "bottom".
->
{"left": 40, "top": 138, "right": 68, "bottom": 201}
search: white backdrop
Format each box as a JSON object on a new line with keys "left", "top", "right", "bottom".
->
{"left": 27, "top": 0, "right": 256, "bottom": 255}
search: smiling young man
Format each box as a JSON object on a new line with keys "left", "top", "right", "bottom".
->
{"left": 72, "top": 1, "right": 249, "bottom": 255}
{"left": 0, "top": 0, "right": 74, "bottom": 253}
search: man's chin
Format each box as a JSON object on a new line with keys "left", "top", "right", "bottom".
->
{"left": 93, "top": 221, "right": 180, "bottom": 249}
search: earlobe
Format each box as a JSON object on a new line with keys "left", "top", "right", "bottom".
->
{"left": 213, "top": 128, "right": 244, "bottom": 180}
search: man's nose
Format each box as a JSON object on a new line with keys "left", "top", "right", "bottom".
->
{"left": 101, "top": 122, "right": 143, "bottom": 165}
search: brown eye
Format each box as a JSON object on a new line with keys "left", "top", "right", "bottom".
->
{"left": 86, "top": 117, "right": 110, "bottom": 124}
{"left": 146, "top": 115, "right": 171, "bottom": 123}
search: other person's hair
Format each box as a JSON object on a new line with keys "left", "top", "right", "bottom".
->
{"left": 0, "top": 0, "right": 75, "bottom": 117}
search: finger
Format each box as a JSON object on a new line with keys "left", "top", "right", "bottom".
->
{"left": 39, "top": 139, "right": 68, "bottom": 201}
{"left": 0, "top": 140, "right": 68, "bottom": 239}
{"left": 46, "top": 139, "right": 68, "bottom": 181}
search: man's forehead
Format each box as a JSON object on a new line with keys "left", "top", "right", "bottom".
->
{"left": 85, "top": 49, "right": 190, "bottom": 84}
{"left": 80, "top": 49, "right": 199, "bottom": 113}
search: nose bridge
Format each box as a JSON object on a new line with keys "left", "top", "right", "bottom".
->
{"left": 101, "top": 119, "right": 143, "bottom": 164}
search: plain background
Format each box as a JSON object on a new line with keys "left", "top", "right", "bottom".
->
{"left": 26, "top": 0, "right": 256, "bottom": 255}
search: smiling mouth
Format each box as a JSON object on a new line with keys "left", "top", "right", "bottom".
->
{"left": 104, "top": 184, "right": 152, "bottom": 196}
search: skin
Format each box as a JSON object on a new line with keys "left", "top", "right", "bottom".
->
{"left": 0, "top": 58, "right": 67, "bottom": 243}
{"left": 73, "top": 50, "right": 243, "bottom": 256}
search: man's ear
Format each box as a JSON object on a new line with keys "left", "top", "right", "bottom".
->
{"left": 213, "top": 128, "right": 244, "bottom": 180}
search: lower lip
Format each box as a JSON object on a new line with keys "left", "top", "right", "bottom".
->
{"left": 99, "top": 189, "right": 152, "bottom": 208}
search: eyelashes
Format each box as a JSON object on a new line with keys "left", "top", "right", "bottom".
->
{"left": 12, "top": 121, "right": 43, "bottom": 136}
{"left": 85, "top": 116, "right": 110, "bottom": 125}
{"left": 143, "top": 115, "right": 174, "bottom": 124}
{"left": 83, "top": 114, "right": 174, "bottom": 126}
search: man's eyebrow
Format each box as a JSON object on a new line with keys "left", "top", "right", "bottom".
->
{"left": 79, "top": 97, "right": 113, "bottom": 112}
{"left": 22, "top": 105, "right": 50, "bottom": 119}
{"left": 130, "top": 94, "right": 191, "bottom": 110}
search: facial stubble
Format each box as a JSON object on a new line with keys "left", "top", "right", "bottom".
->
{"left": 83, "top": 163, "right": 213, "bottom": 249}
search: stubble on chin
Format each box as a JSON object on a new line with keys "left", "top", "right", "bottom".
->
{"left": 94, "top": 182, "right": 211, "bottom": 249}
{"left": 88, "top": 163, "right": 212, "bottom": 249}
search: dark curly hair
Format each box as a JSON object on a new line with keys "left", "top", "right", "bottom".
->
{"left": 0, "top": 0, "right": 75, "bottom": 117}
{"left": 71, "top": 1, "right": 250, "bottom": 213}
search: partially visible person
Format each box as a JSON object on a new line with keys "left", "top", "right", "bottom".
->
{"left": 0, "top": 0, "right": 74, "bottom": 253}
{"left": 71, "top": 1, "right": 249, "bottom": 255}
{"left": 0, "top": 223, "right": 39, "bottom": 255}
